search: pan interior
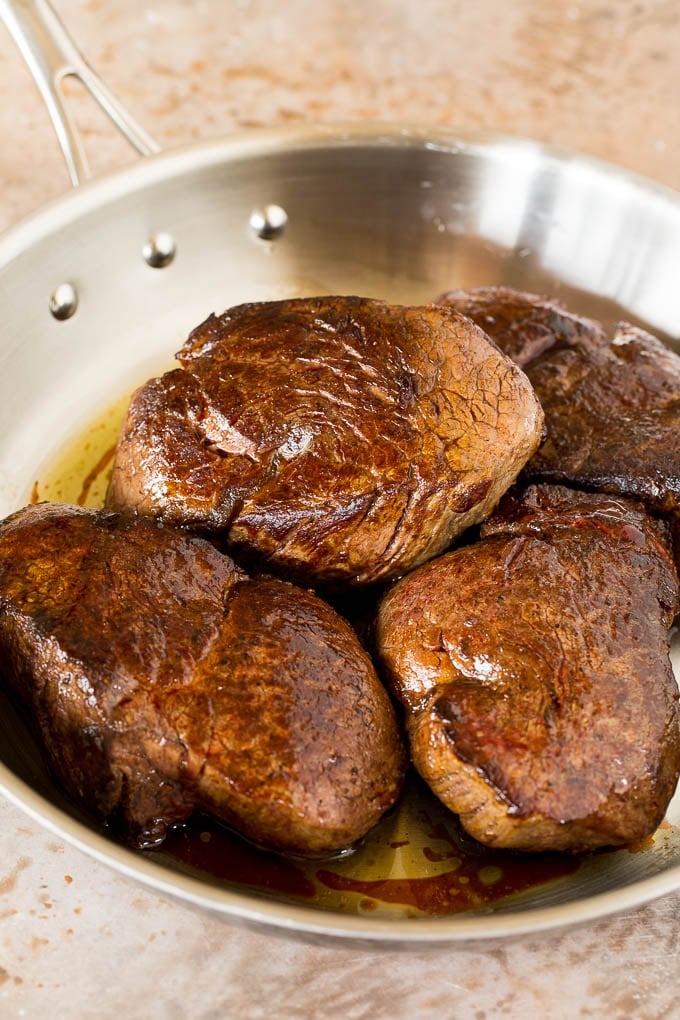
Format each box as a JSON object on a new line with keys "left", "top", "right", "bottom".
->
{"left": 0, "top": 129, "right": 678, "bottom": 938}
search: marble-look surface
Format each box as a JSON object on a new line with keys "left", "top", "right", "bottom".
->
{"left": 0, "top": 1, "right": 679, "bottom": 1016}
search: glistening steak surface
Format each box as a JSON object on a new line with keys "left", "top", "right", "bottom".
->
{"left": 375, "top": 485, "right": 680, "bottom": 852}
{"left": 0, "top": 503, "right": 406, "bottom": 855}
{"left": 106, "top": 296, "right": 544, "bottom": 587}
{"left": 437, "top": 286, "right": 680, "bottom": 514}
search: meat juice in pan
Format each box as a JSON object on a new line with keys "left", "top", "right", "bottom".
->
{"left": 23, "top": 398, "right": 675, "bottom": 919}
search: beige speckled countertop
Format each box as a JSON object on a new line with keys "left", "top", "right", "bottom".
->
{"left": 1, "top": 2, "right": 680, "bottom": 1017}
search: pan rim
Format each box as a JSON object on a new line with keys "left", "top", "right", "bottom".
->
{"left": 1, "top": 121, "right": 679, "bottom": 262}
{"left": 2, "top": 760, "right": 679, "bottom": 944}
{"left": 1, "top": 120, "right": 679, "bottom": 942}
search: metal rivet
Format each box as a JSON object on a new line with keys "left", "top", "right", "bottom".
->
{"left": 249, "top": 204, "right": 288, "bottom": 240}
{"left": 142, "top": 232, "right": 176, "bottom": 268}
{"left": 49, "top": 283, "right": 78, "bottom": 321}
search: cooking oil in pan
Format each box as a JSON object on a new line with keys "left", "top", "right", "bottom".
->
{"left": 153, "top": 772, "right": 584, "bottom": 918}
{"left": 29, "top": 391, "right": 130, "bottom": 508}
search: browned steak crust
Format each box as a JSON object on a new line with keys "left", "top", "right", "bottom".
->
{"left": 436, "top": 286, "right": 680, "bottom": 514}
{"left": 0, "top": 503, "right": 406, "bottom": 854}
{"left": 436, "top": 285, "right": 608, "bottom": 367}
{"left": 375, "top": 485, "right": 680, "bottom": 852}
{"left": 106, "top": 296, "right": 543, "bottom": 587}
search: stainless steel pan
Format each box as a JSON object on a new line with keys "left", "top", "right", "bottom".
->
{"left": 0, "top": 0, "right": 679, "bottom": 945}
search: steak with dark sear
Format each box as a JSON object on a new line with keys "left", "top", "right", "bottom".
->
{"left": 436, "top": 285, "right": 608, "bottom": 368}
{"left": 437, "top": 286, "right": 680, "bottom": 514}
{"left": 0, "top": 502, "right": 406, "bottom": 855}
{"left": 106, "top": 296, "right": 544, "bottom": 587}
{"left": 375, "top": 485, "right": 680, "bottom": 852}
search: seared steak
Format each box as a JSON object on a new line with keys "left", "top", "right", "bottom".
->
{"left": 375, "top": 485, "right": 680, "bottom": 852}
{"left": 106, "top": 296, "right": 543, "bottom": 587}
{"left": 435, "top": 285, "right": 609, "bottom": 368}
{"left": 437, "top": 286, "right": 680, "bottom": 514}
{"left": 0, "top": 503, "right": 406, "bottom": 855}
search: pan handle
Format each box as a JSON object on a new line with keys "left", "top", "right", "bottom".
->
{"left": 0, "top": 0, "right": 160, "bottom": 186}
